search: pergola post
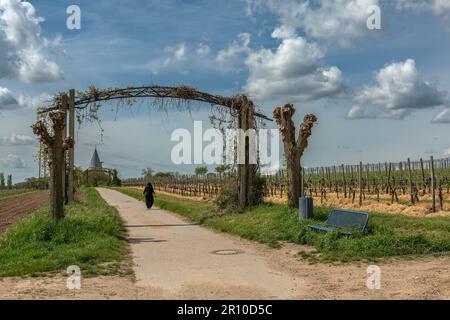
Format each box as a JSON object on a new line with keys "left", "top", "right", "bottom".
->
{"left": 67, "top": 89, "right": 76, "bottom": 203}
{"left": 238, "top": 96, "right": 256, "bottom": 209}
{"left": 61, "top": 94, "right": 68, "bottom": 204}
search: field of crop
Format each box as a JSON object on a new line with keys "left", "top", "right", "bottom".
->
{"left": 122, "top": 157, "right": 450, "bottom": 216}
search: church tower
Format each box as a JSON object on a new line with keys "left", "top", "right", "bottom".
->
{"left": 89, "top": 148, "right": 103, "bottom": 169}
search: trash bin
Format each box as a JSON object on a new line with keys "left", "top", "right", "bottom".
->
{"left": 299, "top": 196, "right": 314, "bottom": 220}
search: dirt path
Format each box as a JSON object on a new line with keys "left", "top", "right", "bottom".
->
{"left": 0, "top": 190, "right": 49, "bottom": 234}
{"left": 0, "top": 188, "right": 448, "bottom": 300}
{"left": 97, "top": 188, "right": 302, "bottom": 299}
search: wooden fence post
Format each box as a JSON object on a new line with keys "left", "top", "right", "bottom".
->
{"left": 430, "top": 156, "right": 436, "bottom": 213}
{"left": 358, "top": 161, "right": 363, "bottom": 206}
{"left": 407, "top": 158, "right": 414, "bottom": 204}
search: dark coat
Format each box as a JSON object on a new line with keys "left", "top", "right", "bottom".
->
{"left": 143, "top": 183, "right": 155, "bottom": 209}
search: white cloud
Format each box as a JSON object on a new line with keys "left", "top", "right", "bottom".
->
{"left": 150, "top": 42, "right": 188, "bottom": 75}
{"left": 0, "top": 87, "right": 51, "bottom": 111}
{"left": 0, "top": 153, "right": 26, "bottom": 169}
{"left": 18, "top": 92, "right": 52, "bottom": 109}
{"left": 0, "top": 86, "right": 19, "bottom": 110}
{"left": 432, "top": 108, "right": 450, "bottom": 123}
{"left": 247, "top": 0, "right": 380, "bottom": 47}
{"left": 395, "top": 0, "right": 450, "bottom": 15}
{"left": 0, "top": 0, "right": 63, "bottom": 83}
{"left": 168, "top": 42, "right": 187, "bottom": 62}
{"left": 216, "top": 33, "right": 251, "bottom": 65}
{"left": 445, "top": 148, "right": 450, "bottom": 156}
{"left": 346, "top": 105, "right": 411, "bottom": 120}
{"left": 244, "top": 36, "right": 346, "bottom": 102}
{"left": 349, "top": 59, "right": 448, "bottom": 119}
{"left": 0, "top": 133, "right": 36, "bottom": 146}
{"left": 196, "top": 43, "right": 211, "bottom": 57}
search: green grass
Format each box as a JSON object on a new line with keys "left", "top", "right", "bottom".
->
{"left": 0, "top": 189, "right": 37, "bottom": 201}
{"left": 114, "top": 187, "right": 450, "bottom": 262}
{"left": 0, "top": 188, "right": 131, "bottom": 278}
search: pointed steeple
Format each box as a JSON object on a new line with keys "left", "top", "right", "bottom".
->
{"left": 89, "top": 147, "right": 103, "bottom": 169}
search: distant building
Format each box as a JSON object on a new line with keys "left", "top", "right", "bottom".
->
{"left": 84, "top": 148, "right": 114, "bottom": 186}
{"left": 89, "top": 148, "right": 103, "bottom": 169}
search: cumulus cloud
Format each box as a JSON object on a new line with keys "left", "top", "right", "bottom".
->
{"left": 150, "top": 42, "right": 189, "bottom": 75}
{"left": 346, "top": 105, "right": 411, "bottom": 120}
{"left": 432, "top": 108, "right": 450, "bottom": 123}
{"left": 0, "top": 0, "right": 63, "bottom": 83}
{"left": 0, "top": 87, "right": 51, "bottom": 111}
{"left": 216, "top": 33, "right": 251, "bottom": 65}
{"left": 0, "top": 133, "right": 36, "bottom": 146}
{"left": 445, "top": 148, "right": 450, "bottom": 156}
{"left": 247, "top": 0, "right": 380, "bottom": 47}
{"left": 0, "top": 153, "right": 26, "bottom": 169}
{"left": 0, "top": 86, "right": 19, "bottom": 110}
{"left": 347, "top": 59, "right": 448, "bottom": 120}
{"left": 244, "top": 36, "right": 346, "bottom": 102}
{"left": 196, "top": 43, "right": 211, "bottom": 57}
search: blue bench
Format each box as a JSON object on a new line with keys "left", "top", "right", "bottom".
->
{"left": 308, "top": 209, "right": 369, "bottom": 235}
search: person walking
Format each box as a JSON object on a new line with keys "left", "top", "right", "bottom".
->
{"left": 143, "top": 182, "right": 155, "bottom": 209}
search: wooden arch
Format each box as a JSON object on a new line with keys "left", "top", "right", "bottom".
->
{"left": 35, "top": 85, "right": 271, "bottom": 221}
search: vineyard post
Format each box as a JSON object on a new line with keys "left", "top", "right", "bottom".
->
{"left": 365, "top": 164, "right": 370, "bottom": 193}
{"left": 342, "top": 164, "right": 347, "bottom": 198}
{"left": 430, "top": 156, "right": 436, "bottom": 213}
{"left": 333, "top": 165, "right": 338, "bottom": 194}
{"left": 420, "top": 158, "right": 425, "bottom": 193}
{"left": 358, "top": 161, "right": 363, "bottom": 206}
{"left": 67, "top": 89, "right": 75, "bottom": 203}
{"left": 407, "top": 158, "right": 414, "bottom": 204}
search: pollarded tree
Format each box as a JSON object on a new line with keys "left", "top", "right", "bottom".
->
{"left": 32, "top": 110, "right": 73, "bottom": 222}
{"left": 273, "top": 104, "right": 317, "bottom": 210}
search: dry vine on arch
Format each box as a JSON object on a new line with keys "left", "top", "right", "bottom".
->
{"left": 34, "top": 84, "right": 270, "bottom": 220}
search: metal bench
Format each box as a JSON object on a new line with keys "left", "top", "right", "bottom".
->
{"left": 308, "top": 209, "right": 369, "bottom": 235}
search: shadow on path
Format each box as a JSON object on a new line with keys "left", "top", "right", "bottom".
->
{"left": 127, "top": 237, "right": 168, "bottom": 244}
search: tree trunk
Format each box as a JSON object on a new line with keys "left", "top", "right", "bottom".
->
{"left": 49, "top": 141, "right": 65, "bottom": 221}
{"left": 32, "top": 108, "right": 71, "bottom": 222}
{"left": 286, "top": 149, "right": 300, "bottom": 209}
{"left": 273, "top": 104, "right": 317, "bottom": 210}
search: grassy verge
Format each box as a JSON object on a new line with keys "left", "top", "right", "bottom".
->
{"left": 0, "top": 189, "right": 37, "bottom": 201}
{"left": 0, "top": 188, "right": 131, "bottom": 278}
{"left": 114, "top": 187, "right": 450, "bottom": 262}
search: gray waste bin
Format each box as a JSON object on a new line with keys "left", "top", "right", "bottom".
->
{"left": 299, "top": 196, "right": 314, "bottom": 220}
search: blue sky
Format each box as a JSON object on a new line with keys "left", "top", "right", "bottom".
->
{"left": 1, "top": 0, "right": 450, "bottom": 182}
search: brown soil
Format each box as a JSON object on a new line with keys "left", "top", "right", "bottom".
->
{"left": 0, "top": 190, "right": 49, "bottom": 234}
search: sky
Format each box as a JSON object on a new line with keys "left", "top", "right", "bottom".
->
{"left": 1, "top": 0, "right": 450, "bottom": 182}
